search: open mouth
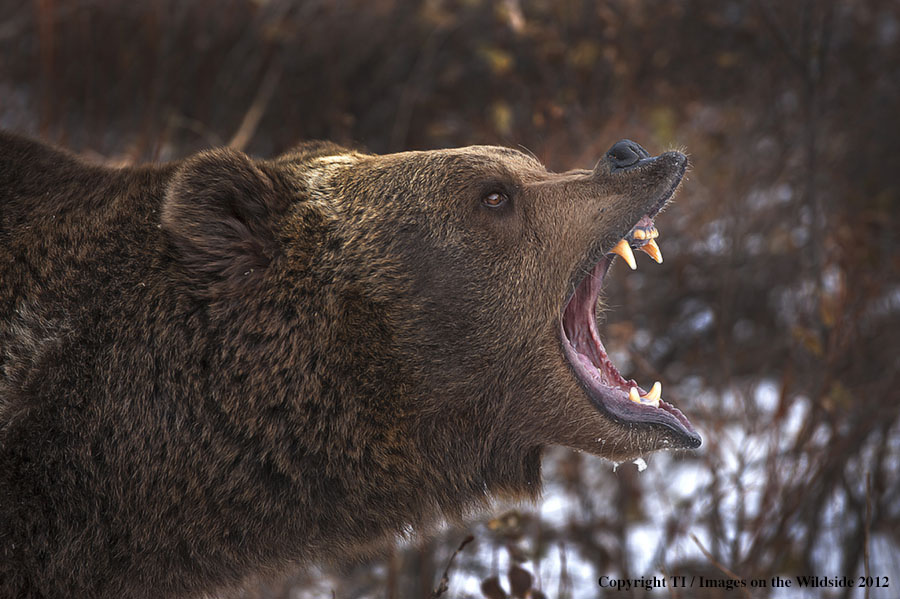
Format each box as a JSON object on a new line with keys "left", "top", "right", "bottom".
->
{"left": 560, "top": 197, "right": 701, "bottom": 449}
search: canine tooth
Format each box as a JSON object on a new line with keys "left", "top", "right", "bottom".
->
{"left": 640, "top": 239, "right": 663, "bottom": 264}
{"left": 633, "top": 229, "right": 647, "bottom": 240}
{"left": 643, "top": 381, "right": 662, "bottom": 403}
{"left": 650, "top": 227, "right": 659, "bottom": 239}
{"left": 629, "top": 387, "right": 642, "bottom": 404}
{"left": 612, "top": 239, "right": 637, "bottom": 270}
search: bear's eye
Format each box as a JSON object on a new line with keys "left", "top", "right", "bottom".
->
{"left": 482, "top": 191, "right": 508, "bottom": 208}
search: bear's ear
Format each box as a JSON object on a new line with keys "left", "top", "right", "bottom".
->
{"left": 162, "top": 148, "right": 280, "bottom": 298}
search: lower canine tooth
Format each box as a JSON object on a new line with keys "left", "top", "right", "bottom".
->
{"left": 640, "top": 239, "right": 663, "bottom": 264}
{"left": 642, "top": 381, "right": 662, "bottom": 403}
{"left": 612, "top": 239, "right": 637, "bottom": 270}
{"left": 629, "top": 387, "right": 642, "bottom": 404}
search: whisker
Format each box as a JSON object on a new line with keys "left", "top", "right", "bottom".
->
{"left": 517, "top": 144, "right": 542, "bottom": 166}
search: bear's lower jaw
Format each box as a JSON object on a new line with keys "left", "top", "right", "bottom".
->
{"left": 559, "top": 220, "right": 701, "bottom": 452}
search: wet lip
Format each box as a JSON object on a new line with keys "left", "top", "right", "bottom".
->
{"left": 559, "top": 170, "right": 701, "bottom": 449}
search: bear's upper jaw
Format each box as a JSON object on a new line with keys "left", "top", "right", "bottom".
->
{"left": 560, "top": 219, "right": 701, "bottom": 451}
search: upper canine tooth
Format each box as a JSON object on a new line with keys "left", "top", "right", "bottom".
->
{"left": 640, "top": 239, "right": 663, "bottom": 264}
{"left": 612, "top": 239, "right": 637, "bottom": 270}
{"left": 629, "top": 387, "right": 642, "bottom": 404}
{"left": 642, "top": 381, "right": 662, "bottom": 403}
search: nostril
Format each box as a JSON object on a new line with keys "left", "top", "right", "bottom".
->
{"left": 606, "top": 139, "right": 648, "bottom": 170}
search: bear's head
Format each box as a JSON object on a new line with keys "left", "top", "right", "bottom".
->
{"left": 162, "top": 139, "right": 700, "bottom": 506}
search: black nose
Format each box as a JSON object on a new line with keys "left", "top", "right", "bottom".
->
{"left": 606, "top": 139, "right": 650, "bottom": 171}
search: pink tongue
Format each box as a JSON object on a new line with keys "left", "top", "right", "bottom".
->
{"left": 562, "top": 258, "right": 631, "bottom": 390}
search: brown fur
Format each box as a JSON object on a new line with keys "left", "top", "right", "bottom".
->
{"left": 0, "top": 132, "right": 691, "bottom": 598}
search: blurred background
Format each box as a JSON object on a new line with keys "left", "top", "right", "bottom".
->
{"left": 1, "top": 0, "right": 898, "bottom": 597}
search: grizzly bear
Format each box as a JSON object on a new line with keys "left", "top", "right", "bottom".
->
{"left": 0, "top": 131, "right": 699, "bottom": 599}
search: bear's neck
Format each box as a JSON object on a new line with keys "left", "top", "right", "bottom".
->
{"left": 187, "top": 277, "right": 542, "bottom": 565}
